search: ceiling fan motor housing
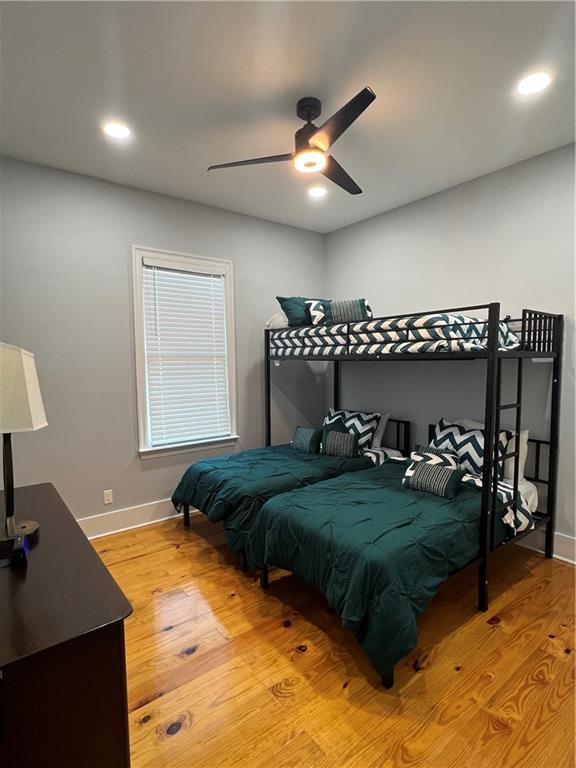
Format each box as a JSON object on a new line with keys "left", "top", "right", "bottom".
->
{"left": 295, "top": 122, "right": 318, "bottom": 151}
{"left": 296, "top": 97, "right": 322, "bottom": 123}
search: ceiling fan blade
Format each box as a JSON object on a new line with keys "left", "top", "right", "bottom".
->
{"left": 207, "top": 153, "right": 293, "bottom": 171}
{"left": 321, "top": 155, "right": 362, "bottom": 195}
{"left": 309, "top": 87, "right": 376, "bottom": 152}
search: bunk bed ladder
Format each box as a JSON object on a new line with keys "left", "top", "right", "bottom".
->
{"left": 491, "top": 357, "right": 524, "bottom": 551}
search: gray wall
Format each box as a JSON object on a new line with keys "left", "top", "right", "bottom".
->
{"left": 326, "top": 145, "right": 575, "bottom": 539}
{"left": 0, "top": 158, "right": 326, "bottom": 519}
{"left": 2, "top": 147, "right": 574, "bottom": 541}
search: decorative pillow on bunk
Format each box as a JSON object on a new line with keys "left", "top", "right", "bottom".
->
{"left": 430, "top": 417, "right": 510, "bottom": 478}
{"left": 404, "top": 461, "right": 465, "bottom": 499}
{"left": 323, "top": 408, "right": 381, "bottom": 453}
{"left": 454, "top": 418, "right": 529, "bottom": 482}
{"left": 305, "top": 300, "right": 327, "bottom": 326}
{"left": 291, "top": 426, "right": 322, "bottom": 454}
{"left": 321, "top": 420, "right": 359, "bottom": 458}
{"left": 306, "top": 298, "right": 373, "bottom": 325}
{"left": 276, "top": 296, "right": 327, "bottom": 328}
{"left": 401, "top": 450, "right": 459, "bottom": 487}
{"left": 415, "top": 445, "right": 458, "bottom": 459}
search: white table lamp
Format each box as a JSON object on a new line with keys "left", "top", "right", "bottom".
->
{"left": 0, "top": 343, "right": 47, "bottom": 546}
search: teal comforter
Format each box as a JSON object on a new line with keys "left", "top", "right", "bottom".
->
{"left": 245, "top": 461, "right": 511, "bottom": 676}
{"left": 171, "top": 445, "right": 371, "bottom": 552}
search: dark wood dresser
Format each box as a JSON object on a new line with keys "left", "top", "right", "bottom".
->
{"left": 0, "top": 483, "right": 133, "bottom": 767}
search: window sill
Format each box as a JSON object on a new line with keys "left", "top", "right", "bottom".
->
{"left": 138, "top": 435, "right": 240, "bottom": 460}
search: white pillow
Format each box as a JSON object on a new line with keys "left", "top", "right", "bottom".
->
{"left": 265, "top": 311, "right": 289, "bottom": 329}
{"left": 454, "top": 418, "right": 529, "bottom": 482}
{"left": 372, "top": 412, "right": 391, "bottom": 449}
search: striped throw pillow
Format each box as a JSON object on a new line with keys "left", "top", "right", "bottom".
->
{"left": 402, "top": 450, "right": 459, "bottom": 487}
{"left": 322, "top": 429, "right": 359, "bottom": 458}
{"left": 406, "top": 461, "right": 465, "bottom": 499}
{"left": 291, "top": 426, "right": 322, "bottom": 454}
{"left": 324, "top": 299, "right": 372, "bottom": 324}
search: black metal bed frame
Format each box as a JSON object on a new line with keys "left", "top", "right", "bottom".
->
{"left": 263, "top": 302, "right": 563, "bottom": 687}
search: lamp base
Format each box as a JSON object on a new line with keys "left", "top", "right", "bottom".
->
{"left": 0, "top": 519, "right": 39, "bottom": 566}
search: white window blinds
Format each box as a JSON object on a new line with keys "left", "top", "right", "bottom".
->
{"left": 142, "top": 262, "right": 232, "bottom": 448}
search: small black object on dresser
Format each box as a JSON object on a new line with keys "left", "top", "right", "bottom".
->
{"left": 0, "top": 483, "right": 133, "bottom": 768}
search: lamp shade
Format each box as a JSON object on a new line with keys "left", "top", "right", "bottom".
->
{"left": 0, "top": 343, "right": 47, "bottom": 433}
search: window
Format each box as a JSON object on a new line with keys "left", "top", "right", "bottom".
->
{"left": 133, "top": 246, "right": 237, "bottom": 454}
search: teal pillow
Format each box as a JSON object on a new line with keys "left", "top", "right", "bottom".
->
{"left": 276, "top": 296, "right": 326, "bottom": 327}
{"left": 291, "top": 426, "right": 322, "bottom": 454}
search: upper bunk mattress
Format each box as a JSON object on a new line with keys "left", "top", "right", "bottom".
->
{"left": 269, "top": 323, "right": 348, "bottom": 357}
{"left": 348, "top": 312, "right": 520, "bottom": 354}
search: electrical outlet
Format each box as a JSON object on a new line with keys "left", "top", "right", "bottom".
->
{"left": 103, "top": 490, "right": 114, "bottom": 505}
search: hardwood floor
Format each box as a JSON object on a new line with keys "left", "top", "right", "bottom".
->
{"left": 93, "top": 516, "right": 575, "bottom": 768}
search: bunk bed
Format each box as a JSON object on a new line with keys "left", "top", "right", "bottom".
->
{"left": 261, "top": 302, "right": 563, "bottom": 687}
{"left": 172, "top": 418, "right": 411, "bottom": 557}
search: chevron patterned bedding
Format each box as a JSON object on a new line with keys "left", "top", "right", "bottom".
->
{"left": 348, "top": 313, "right": 520, "bottom": 355}
{"left": 269, "top": 323, "right": 348, "bottom": 357}
{"left": 269, "top": 313, "right": 520, "bottom": 357}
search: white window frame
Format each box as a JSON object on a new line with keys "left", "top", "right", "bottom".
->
{"left": 132, "top": 245, "right": 238, "bottom": 457}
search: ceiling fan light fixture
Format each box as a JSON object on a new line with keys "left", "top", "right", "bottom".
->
{"left": 294, "top": 149, "right": 327, "bottom": 174}
{"left": 517, "top": 71, "right": 552, "bottom": 95}
{"left": 102, "top": 121, "right": 131, "bottom": 140}
{"left": 308, "top": 186, "right": 327, "bottom": 199}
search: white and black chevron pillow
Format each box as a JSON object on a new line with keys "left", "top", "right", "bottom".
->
{"left": 402, "top": 450, "right": 459, "bottom": 487}
{"left": 305, "top": 299, "right": 326, "bottom": 326}
{"left": 430, "top": 418, "right": 510, "bottom": 477}
{"left": 323, "top": 408, "right": 381, "bottom": 453}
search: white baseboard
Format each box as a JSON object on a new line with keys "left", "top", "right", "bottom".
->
{"left": 518, "top": 529, "right": 576, "bottom": 565}
{"left": 78, "top": 497, "right": 180, "bottom": 539}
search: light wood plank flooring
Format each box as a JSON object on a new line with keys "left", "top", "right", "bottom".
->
{"left": 93, "top": 515, "right": 575, "bottom": 768}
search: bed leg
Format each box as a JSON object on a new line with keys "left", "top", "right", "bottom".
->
{"left": 182, "top": 503, "right": 190, "bottom": 529}
{"left": 478, "top": 562, "right": 489, "bottom": 612}
{"left": 260, "top": 565, "right": 269, "bottom": 590}
{"left": 241, "top": 550, "right": 249, "bottom": 573}
{"left": 381, "top": 669, "right": 394, "bottom": 689}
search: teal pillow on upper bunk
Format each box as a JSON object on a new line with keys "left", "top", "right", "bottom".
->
{"left": 276, "top": 296, "right": 327, "bottom": 327}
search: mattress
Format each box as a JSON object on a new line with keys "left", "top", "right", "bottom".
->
{"left": 348, "top": 313, "right": 520, "bottom": 355}
{"left": 269, "top": 323, "right": 348, "bottom": 357}
{"left": 267, "top": 312, "right": 520, "bottom": 357}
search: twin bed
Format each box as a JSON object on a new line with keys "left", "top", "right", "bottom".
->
{"left": 170, "top": 303, "right": 562, "bottom": 688}
{"left": 172, "top": 418, "right": 409, "bottom": 555}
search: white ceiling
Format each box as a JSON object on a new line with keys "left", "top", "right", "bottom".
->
{"left": 1, "top": 2, "right": 573, "bottom": 233}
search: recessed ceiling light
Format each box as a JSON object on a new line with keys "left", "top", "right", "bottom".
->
{"left": 517, "top": 72, "right": 552, "bottom": 95}
{"left": 294, "top": 149, "right": 327, "bottom": 174}
{"left": 308, "top": 186, "right": 327, "bottom": 199}
{"left": 102, "top": 121, "right": 131, "bottom": 140}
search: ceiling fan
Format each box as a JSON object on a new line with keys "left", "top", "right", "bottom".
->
{"left": 207, "top": 87, "right": 376, "bottom": 195}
